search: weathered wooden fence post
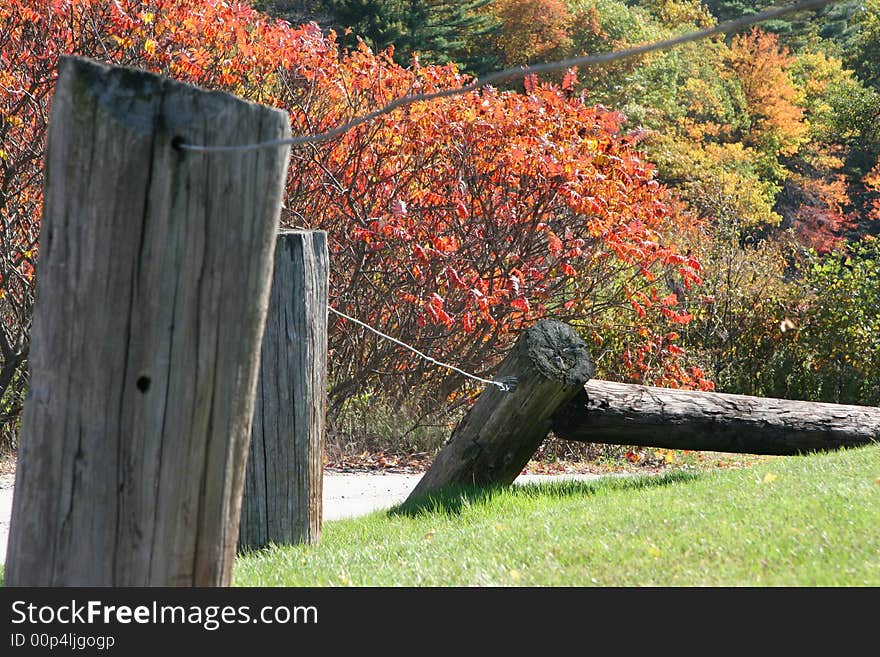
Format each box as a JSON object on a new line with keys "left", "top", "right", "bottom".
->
{"left": 4, "top": 56, "right": 291, "bottom": 585}
{"left": 239, "top": 230, "right": 328, "bottom": 551}
{"left": 406, "top": 319, "right": 593, "bottom": 501}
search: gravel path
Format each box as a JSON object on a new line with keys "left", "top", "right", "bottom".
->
{"left": 321, "top": 471, "right": 604, "bottom": 520}
{"left": 0, "top": 470, "right": 603, "bottom": 565}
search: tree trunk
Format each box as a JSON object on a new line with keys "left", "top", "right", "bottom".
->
{"left": 239, "top": 230, "right": 328, "bottom": 551}
{"left": 406, "top": 320, "right": 593, "bottom": 501}
{"left": 553, "top": 380, "right": 880, "bottom": 455}
{"left": 5, "top": 56, "right": 291, "bottom": 586}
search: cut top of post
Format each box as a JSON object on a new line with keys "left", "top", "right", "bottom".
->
{"left": 522, "top": 319, "right": 594, "bottom": 385}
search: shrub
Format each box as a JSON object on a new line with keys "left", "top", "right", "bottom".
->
{"left": 1, "top": 1, "right": 707, "bottom": 443}
{"left": 684, "top": 229, "right": 880, "bottom": 405}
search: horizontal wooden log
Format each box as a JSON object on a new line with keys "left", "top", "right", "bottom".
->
{"left": 553, "top": 380, "right": 880, "bottom": 455}
{"left": 406, "top": 320, "right": 593, "bottom": 501}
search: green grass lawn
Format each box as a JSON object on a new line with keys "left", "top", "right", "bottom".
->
{"left": 234, "top": 444, "right": 880, "bottom": 586}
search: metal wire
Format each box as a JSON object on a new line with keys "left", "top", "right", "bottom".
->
{"left": 327, "top": 306, "right": 511, "bottom": 392}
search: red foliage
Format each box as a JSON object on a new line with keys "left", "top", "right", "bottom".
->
{"left": 791, "top": 175, "right": 855, "bottom": 254}
{"left": 1, "top": 0, "right": 709, "bottom": 409}
{"left": 865, "top": 159, "right": 880, "bottom": 225}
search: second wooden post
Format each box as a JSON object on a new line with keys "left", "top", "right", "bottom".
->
{"left": 239, "top": 230, "right": 329, "bottom": 551}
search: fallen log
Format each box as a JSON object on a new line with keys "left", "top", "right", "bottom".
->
{"left": 553, "top": 380, "right": 880, "bottom": 455}
{"left": 406, "top": 319, "right": 593, "bottom": 501}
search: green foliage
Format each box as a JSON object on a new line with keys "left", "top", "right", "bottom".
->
{"left": 400, "top": 0, "right": 499, "bottom": 69}
{"left": 571, "top": 0, "right": 659, "bottom": 45}
{"left": 847, "top": 0, "right": 880, "bottom": 87}
{"left": 700, "top": 0, "right": 759, "bottom": 23}
{"left": 789, "top": 48, "right": 861, "bottom": 143}
{"left": 616, "top": 41, "right": 740, "bottom": 128}
{"left": 778, "top": 239, "right": 880, "bottom": 404}
{"left": 248, "top": 1, "right": 324, "bottom": 22}
{"left": 813, "top": 0, "right": 865, "bottom": 48}
{"left": 702, "top": 0, "right": 863, "bottom": 52}
{"left": 687, "top": 235, "right": 880, "bottom": 405}
{"left": 681, "top": 223, "right": 794, "bottom": 392}
{"left": 636, "top": 0, "right": 715, "bottom": 28}
{"left": 319, "top": 0, "right": 498, "bottom": 70}
{"left": 823, "top": 79, "right": 880, "bottom": 174}
{"left": 320, "top": 0, "right": 408, "bottom": 52}
{"left": 560, "top": 0, "right": 664, "bottom": 94}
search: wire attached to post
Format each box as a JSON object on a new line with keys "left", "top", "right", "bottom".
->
{"left": 327, "top": 305, "right": 512, "bottom": 392}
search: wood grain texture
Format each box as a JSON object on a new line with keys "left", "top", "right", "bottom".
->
{"left": 553, "top": 380, "right": 880, "bottom": 455}
{"left": 4, "top": 56, "right": 291, "bottom": 585}
{"left": 239, "top": 230, "right": 328, "bottom": 551}
{"left": 406, "top": 320, "right": 593, "bottom": 501}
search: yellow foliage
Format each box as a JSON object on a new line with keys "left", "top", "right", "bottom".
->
{"left": 726, "top": 29, "right": 808, "bottom": 158}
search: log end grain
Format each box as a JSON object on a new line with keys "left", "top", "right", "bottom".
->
{"left": 523, "top": 319, "right": 594, "bottom": 386}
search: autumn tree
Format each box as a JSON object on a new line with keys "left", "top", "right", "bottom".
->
{"left": 0, "top": 0, "right": 710, "bottom": 443}
{"left": 778, "top": 50, "right": 871, "bottom": 250}
{"left": 725, "top": 28, "right": 807, "bottom": 159}
{"left": 488, "top": 0, "right": 575, "bottom": 67}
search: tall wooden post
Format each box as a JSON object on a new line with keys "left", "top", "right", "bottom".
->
{"left": 4, "top": 56, "right": 291, "bottom": 586}
{"left": 239, "top": 230, "right": 328, "bottom": 551}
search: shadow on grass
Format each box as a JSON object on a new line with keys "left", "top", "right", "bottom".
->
{"left": 390, "top": 470, "right": 701, "bottom": 518}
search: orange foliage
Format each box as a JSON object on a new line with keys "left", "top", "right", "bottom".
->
{"left": 1, "top": 0, "right": 708, "bottom": 405}
{"left": 489, "top": 0, "right": 574, "bottom": 66}
{"left": 726, "top": 28, "right": 807, "bottom": 157}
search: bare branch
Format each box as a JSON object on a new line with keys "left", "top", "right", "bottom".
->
{"left": 178, "top": 0, "right": 840, "bottom": 153}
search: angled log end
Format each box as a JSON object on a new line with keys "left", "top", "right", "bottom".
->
{"left": 405, "top": 320, "right": 594, "bottom": 503}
